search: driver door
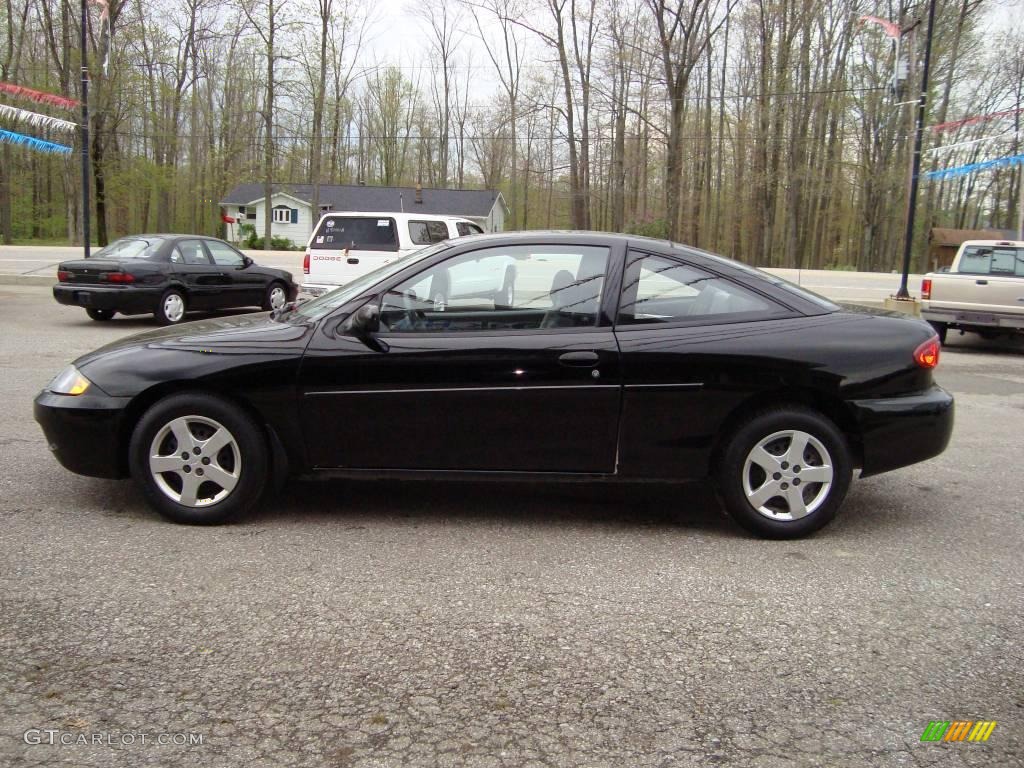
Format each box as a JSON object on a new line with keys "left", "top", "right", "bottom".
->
{"left": 298, "top": 242, "right": 623, "bottom": 473}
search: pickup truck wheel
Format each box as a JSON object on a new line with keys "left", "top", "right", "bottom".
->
{"left": 927, "top": 321, "right": 947, "bottom": 344}
{"left": 128, "top": 393, "right": 268, "bottom": 524}
{"left": 86, "top": 308, "right": 115, "bottom": 321}
{"left": 495, "top": 269, "right": 515, "bottom": 309}
{"left": 716, "top": 407, "right": 852, "bottom": 539}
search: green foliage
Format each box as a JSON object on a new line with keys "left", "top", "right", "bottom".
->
{"left": 824, "top": 263, "right": 857, "bottom": 271}
{"left": 626, "top": 216, "right": 669, "bottom": 239}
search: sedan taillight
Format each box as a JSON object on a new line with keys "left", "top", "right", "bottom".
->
{"left": 914, "top": 337, "right": 940, "bottom": 369}
{"left": 303, "top": 251, "right": 310, "bottom": 274}
{"left": 921, "top": 278, "right": 931, "bottom": 300}
{"left": 57, "top": 270, "right": 72, "bottom": 282}
{"left": 101, "top": 272, "right": 135, "bottom": 283}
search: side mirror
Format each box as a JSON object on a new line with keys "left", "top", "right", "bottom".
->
{"left": 340, "top": 302, "right": 389, "bottom": 352}
{"left": 242, "top": 256, "right": 253, "bottom": 267}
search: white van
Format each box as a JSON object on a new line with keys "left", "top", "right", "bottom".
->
{"left": 302, "top": 211, "right": 485, "bottom": 297}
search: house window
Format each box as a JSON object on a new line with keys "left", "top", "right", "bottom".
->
{"left": 273, "top": 206, "right": 293, "bottom": 224}
{"left": 237, "top": 206, "right": 246, "bottom": 215}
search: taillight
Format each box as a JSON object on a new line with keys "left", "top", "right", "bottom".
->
{"left": 921, "top": 278, "right": 931, "bottom": 300}
{"left": 303, "top": 251, "right": 310, "bottom": 274}
{"left": 914, "top": 337, "right": 940, "bottom": 369}
{"left": 57, "top": 270, "right": 72, "bottom": 282}
{"left": 101, "top": 272, "right": 135, "bottom": 283}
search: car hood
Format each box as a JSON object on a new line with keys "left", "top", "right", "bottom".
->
{"left": 72, "top": 312, "right": 314, "bottom": 397}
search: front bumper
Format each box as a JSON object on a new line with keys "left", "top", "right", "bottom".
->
{"left": 34, "top": 389, "right": 132, "bottom": 479}
{"left": 849, "top": 385, "right": 954, "bottom": 477}
{"left": 53, "top": 284, "right": 163, "bottom": 315}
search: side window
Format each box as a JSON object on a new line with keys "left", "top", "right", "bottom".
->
{"left": 205, "top": 241, "right": 245, "bottom": 267}
{"left": 457, "top": 222, "right": 485, "bottom": 236}
{"left": 409, "top": 221, "right": 450, "bottom": 245}
{"left": 617, "top": 253, "right": 784, "bottom": 325}
{"left": 176, "top": 240, "right": 210, "bottom": 266}
{"left": 379, "top": 244, "right": 610, "bottom": 333}
{"left": 427, "top": 221, "right": 449, "bottom": 242}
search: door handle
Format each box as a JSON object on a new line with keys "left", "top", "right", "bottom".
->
{"left": 347, "top": 257, "right": 360, "bottom": 265}
{"left": 976, "top": 279, "right": 988, "bottom": 285}
{"left": 558, "top": 351, "right": 600, "bottom": 367}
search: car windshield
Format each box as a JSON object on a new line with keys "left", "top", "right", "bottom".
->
{"left": 289, "top": 242, "right": 453, "bottom": 321}
{"left": 93, "top": 237, "right": 166, "bottom": 259}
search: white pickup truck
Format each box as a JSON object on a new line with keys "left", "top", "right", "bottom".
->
{"left": 301, "top": 211, "right": 485, "bottom": 297}
{"left": 921, "top": 239, "right": 1024, "bottom": 343}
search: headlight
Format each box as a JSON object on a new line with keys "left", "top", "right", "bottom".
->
{"left": 49, "top": 365, "right": 92, "bottom": 396}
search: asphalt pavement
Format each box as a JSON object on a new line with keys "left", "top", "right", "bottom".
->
{"left": 1, "top": 284, "right": 1021, "bottom": 767}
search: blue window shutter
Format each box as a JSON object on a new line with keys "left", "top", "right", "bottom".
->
{"left": 291, "top": 208, "right": 298, "bottom": 224}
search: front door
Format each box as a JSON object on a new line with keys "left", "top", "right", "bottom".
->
{"left": 170, "top": 239, "right": 224, "bottom": 310}
{"left": 299, "top": 242, "right": 622, "bottom": 473}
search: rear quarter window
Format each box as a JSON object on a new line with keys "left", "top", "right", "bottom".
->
{"left": 311, "top": 217, "right": 398, "bottom": 252}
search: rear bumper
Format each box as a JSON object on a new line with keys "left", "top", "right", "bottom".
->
{"left": 849, "top": 385, "right": 954, "bottom": 477}
{"left": 922, "top": 307, "right": 1024, "bottom": 330}
{"left": 301, "top": 282, "right": 343, "bottom": 298}
{"left": 53, "top": 284, "right": 163, "bottom": 315}
{"left": 34, "top": 389, "right": 131, "bottom": 479}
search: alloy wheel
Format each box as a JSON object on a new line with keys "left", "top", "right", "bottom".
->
{"left": 741, "top": 429, "right": 834, "bottom": 521}
{"left": 148, "top": 415, "right": 241, "bottom": 507}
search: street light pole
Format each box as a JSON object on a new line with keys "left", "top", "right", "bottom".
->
{"left": 80, "top": 0, "right": 90, "bottom": 258}
{"left": 895, "top": 0, "right": 936, "bottom": 299}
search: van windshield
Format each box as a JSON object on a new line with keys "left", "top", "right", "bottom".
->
{"left": 290, "top": 242, "right": 453, "bottom": 321}
{"left": 310, "top": 216, "right": 398, "bottom": 252}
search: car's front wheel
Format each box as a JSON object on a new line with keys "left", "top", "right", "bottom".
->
{"left": 156, "top": 289, "right": 187, "bottom": 325}
{"left": 86, "top": 308, "right": 115, "bottom": 321}
{"left": 128, "top": 393, "right": 268, "bottom": 524}
{"left": 716, "top": 407, "right": 852, "bottom": 539}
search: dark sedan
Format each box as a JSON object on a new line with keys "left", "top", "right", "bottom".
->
{"left": 53, "top": 235, "right": 299, "bottom": 325}
{"left": 34, "top": 233, "right": 953, "bottom": 538}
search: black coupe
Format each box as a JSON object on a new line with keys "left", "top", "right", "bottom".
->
{"left": 34, "top": 233, "right": 953, "bottom": 538}
{"left": 53, "top": 235, "right": 299, "bottom": 324}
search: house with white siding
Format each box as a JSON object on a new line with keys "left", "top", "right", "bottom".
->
{"left": 221, "top": 183, "right": 508, "bottom": 247}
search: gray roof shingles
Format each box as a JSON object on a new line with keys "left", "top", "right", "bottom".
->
{"left": 221, "top": 183, "right": 504, "bottom": 217}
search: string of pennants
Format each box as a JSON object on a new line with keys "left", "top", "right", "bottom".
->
{"left": 926, "top": 107, "right": 1022, "bottom": 182}
{"left": 0, "top": 82, "right": 77, "bottom": 156}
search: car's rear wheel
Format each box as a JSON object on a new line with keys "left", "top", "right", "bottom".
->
{"left": 86, "top": 308, "right": 115, "bottom": 321}
{"left": 156, "top": 289, "right": 187, "bottom": 325}
{"left": 128, "top": 393, "right": 268, "bottom": 524}
{"left": 716, "top": 407, "right": 852, "bottom": 539}
{"left": 262, "top": 281, "right": 288, "bottom": 312}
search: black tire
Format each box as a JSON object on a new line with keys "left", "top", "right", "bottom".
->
{"left": 262, "top": 281, "right": 288, "bottom": 312}
{"left": 495, "top": 268, "right": 516, "bottom": 309}
{"left": 715, "top": 406, "right": 852, "bottom": 539}
{"left": 927, "top": 321, "right": 948, "bottom": 344}
{"left": 155, "top": 289, "right": 187, "bottom": 325}
{"left": 128, "top": 392, "right": 268, "bottom": 525}
{"left": 86, "top": 308, "right": 115, "bottom": 321}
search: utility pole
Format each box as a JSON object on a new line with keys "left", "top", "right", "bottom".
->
{"left": 895, "top": 0, "right": 936, "bottom": 299}
{"left": 80, "top": 0, "right": 90, "bottom": 258}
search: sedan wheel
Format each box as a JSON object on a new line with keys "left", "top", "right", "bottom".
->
{"left": 717, "top": 407, "right": 851, "bottom": 539}
{"left": 156, "top": 290, "right": 187, "bottom": 325}
{"left": 263, "top": 282, "right": 287, "bottom": 311}
{"left": 129, "top": 393, "right": 268, "bottom": 524}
